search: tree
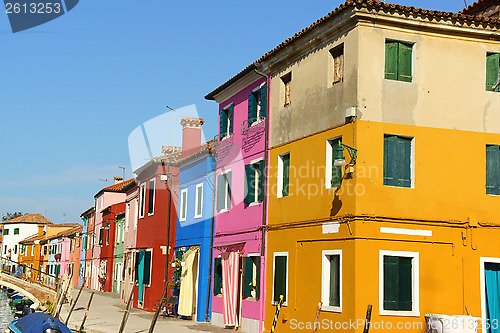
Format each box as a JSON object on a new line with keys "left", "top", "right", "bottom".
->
{"left": 2, "top": 212, "right": 24, "bottom": 222}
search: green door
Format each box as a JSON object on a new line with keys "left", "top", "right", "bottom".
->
{"left": 137, "top": 251, "right": 145, "bottom": 302}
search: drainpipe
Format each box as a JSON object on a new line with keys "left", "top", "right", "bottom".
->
{"left": 254, "top": 67, "right": 270, "bottom": 333}
{"left": 164, "top": 164, "right": 172, "bottom": 294}
{"left": 206, "top": 144, "right": 217, "bottom": 322}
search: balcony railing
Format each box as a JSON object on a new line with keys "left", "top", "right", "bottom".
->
{"left": 0, "top": 256, "right": 60, "bottom": 291}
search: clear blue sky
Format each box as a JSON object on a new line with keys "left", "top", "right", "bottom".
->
{"left": 0, "top": 0, "right": 465, "bottom": 223}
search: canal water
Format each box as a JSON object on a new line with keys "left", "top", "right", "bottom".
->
{"left": 0, "top": 290, "right": 14, "bottom": 330}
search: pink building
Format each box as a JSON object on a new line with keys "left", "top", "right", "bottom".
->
{"left": 205, "top": 67, "right": 269, "bottom": 333}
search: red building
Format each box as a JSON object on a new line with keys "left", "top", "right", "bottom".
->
{"left": 99, "top": 202, "right": 125, "bottom": 292}
{"left": 133, "top": 146, "right": 180, "bottom": 312}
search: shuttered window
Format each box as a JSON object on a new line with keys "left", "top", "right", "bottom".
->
{"left": 331, "top": 45, "right": 344, "bottom": 84}
{"left": 195, "top": 184, "right": 203, "bottom": 217}
{"left": 248, "top": 85, "right": 267, "bottom": 125}
{"left": 328, "top": 255, "right": 340, "bottom": 307}
{"left": 139, "top": 184, "right": 146, "bottom": 218}
{"left": 486, "top": 53, "right": 500, "bottom": 92}
{"left": 282, "top": 73, "right": 291, "bottom": 107}
{"left": 273, "top": 253, "right": 287, "bottom": 303}
{"left": 243, "top": 256, "right": 260, "bottom": 299}
{"left": 213, "top": 257, "right": 223, "bottom": 295}
{"left": 383, "top": 135, "right": 412, "bottom": 188}
{"left": 219, "top": 104, "right": 234, "bottom": 139}
{"left": 244, "top": 161, "right": 265, "bottom": 204}
{"left": 383, "top": 256, "right": 413, "bottom": 311}
{"left": 330, "top": 138, "right": 342, "bottom": 188}
{"left": 148, "top": 179, "right": 155, "bottom": 215}
{"left": 280, "top": 153, "right": 290, "bottom": 197}
{"left": 486, "top": 145, "right": 500, "bottom": 195}
{"left": 216, "top": 172, "right": 232, "bottom": 211}
{"left": 14, "top": 228, "right": 19, "bottom": 235}
{"left": 144, "top": 250, "right": 152, "bottom": 285}
{"left": 180, "top": 189, "right": 187, "bottom": 221}
{"left": 385, "top": 41, "right": 413, "bottom": 82}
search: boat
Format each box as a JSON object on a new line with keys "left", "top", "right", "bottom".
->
{"left": 6, "top": 313, "right": 72, "bottom": 333}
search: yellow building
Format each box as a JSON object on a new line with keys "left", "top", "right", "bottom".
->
{"left": 250, "top": 1, "right": 500, "bottom": 332}
{"left": 19, "top": 234, "right": 44, "bottom": 283}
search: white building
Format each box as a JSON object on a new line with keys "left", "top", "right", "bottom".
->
{"left": 1, "top": 214, "right": 53, "bottom": 263}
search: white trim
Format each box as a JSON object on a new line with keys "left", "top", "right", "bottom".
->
{"left": 179, "top": 188, "right": 188, "bottom": 222}
{"left": 322, "top": 222, "right": 340, "bottom": 234}
{"left": 218, "top": 169, "right": 232, "bottom": 212}
{"left": 272, "top": 252, "right": 288, "bottom": 306}
{"left": 277, "top": 153, "right": 289, "bottom": 198}
{"left": 194, "top": 183, "right": 203, "bottom": 219}
{"left": 220, "top": 103, "right": 234, "bottom": 141}
{"left": 144, "top": 248, "right": 153, "bottom": 288}
{"left": 480, "top": 257, "right": 500, "bottom": 332}
{"left": 379, "top": 250, "right": 420, "bottom": 317}
{"left": 380, "top": 227, "right": 431, "bottom": 237}
{"left": 250, "top": 157, "right": 263, "bottom": 165}
{"left": 252, "top": 82, "right": 265, "bottom": 92}
{"left": 383, "top": 134, "right": 415, "bottom": 189}
{"left": 139, "top": 183, "right": 146, "bottom": 219}
{"left": 321, "top": 250, "right": 342, "bottom": 312}
{"left": 325, "top": 136, "right": 342, "bottom": 189}
{"left": 147, "top": 178, "right": 156, "bottom": 216}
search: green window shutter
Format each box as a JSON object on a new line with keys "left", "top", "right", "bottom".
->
{"left": 216, "top": 175, "right": 225, "bottom": 211}
{"left": 282, "top": 154, "right": 290, "bottom": 197}
{"left": 385, "top": 41, "right": 398, "bottom": 80}
{"left": 260, "top": 85, "right": 267, "bottom": 118}
{"left": 329, "top": 255, "right": 340, "bottom": 307}
{"left": 258, "top": 161, "right": 265, "bottom": 202}
{"left": 398, "top": 257, "right": 413, "bottom": 311}
{"left": 486, "top": 145, "right": 500, "bottom": 195}
{"left": 383, "top": 136, "right": 398, "bottom": 186}
{"left": 383, "top": 256, "right": 399, "bottom": 310}
{"left": 399, "top": 137, "right": 412, "bottom": 188}
{"left": 219, "top": 109, "right": 228, "bottom": 138}
{"left": 226, "top": 172, "right": 232, "bottom": 210}
{"left": 255, "top": 256, "right": 261, "bottom": 300}
{"left": 331, "top": 139, "right": 342, "bottom": 187}
{"left": 248, "top": 92, "right": 257, "bottom": 125}
{"left": 273, "top": 255, "right": 287, "bottom": 302}
{"left": 214, "top": 258, "right": 222, "bottom": 295}
{"left": 144, "top": 251, "right": 152, "bottom": 285}
{"left": 398, "top": 42, "right": 413, "bottom": 82}
{"left": 244, "top": 164, "right": 256, "bottom": 204}
{"left": 243, "top": 257, "right": 254, "bottom": 298}
{"left": 229, "top": 104, "right": 234, "bottom": 134}
{"left": 486, "top": 53, "right": 500, "bottom": 91}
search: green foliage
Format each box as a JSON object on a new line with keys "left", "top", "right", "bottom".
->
{"left": 2, "top": 212, "right": 24, "bottom": 222}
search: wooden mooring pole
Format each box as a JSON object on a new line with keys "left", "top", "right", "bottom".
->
{"left": 118, "top": 281, "right": 137, "bottom": 333}
{"left": 65, "top": 278, "right": 86, "bottom": 326}
{"left": 363, "top": 304, "right": 373, "bottom": 333}
{"left": 79, "top": 292, "right": 94, "bottom": 333}
{"left": 312, "top": 301, "right": 322, "bottom": 333}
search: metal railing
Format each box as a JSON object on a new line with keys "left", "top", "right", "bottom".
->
{"left": 0, "top": 256, "right": 60, "bottom": 291}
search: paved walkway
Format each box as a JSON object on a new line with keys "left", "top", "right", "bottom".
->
{"left": 58, "top": 288, "right": 227, "bottom": 333}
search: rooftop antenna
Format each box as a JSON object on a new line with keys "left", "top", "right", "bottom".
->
{"left": 464, "top": 0, "right": 467, "bottom": 6}
{"left": 166, "top": 105, "right": 176, "bottom": 147}
{"left": 118, "top": 166, "right": 126, "bottom": 180}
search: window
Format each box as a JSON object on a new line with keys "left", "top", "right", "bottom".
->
{"left": 282, "top": 73, "right": 292, "bottom": 107}
{"left": 3, "top": 229, "right": 8, "bottom": 236}
{"left": 331, "top": 45, "right": 344, "bottom": 85}
{"left": 383, "top": 135, "right": 413, "bottom": 188}
{"left": 14, "top": 228, "right": 19, "bottom": 235}
{"left": 216, "top": 171, "right": 232, "bottom": 212}
{"left": 273, "top": 252, "right": 288, "bottom": 304}
{"left": 144, "top": 250, "right": 152, "bottom": 286}
{"left": 326, "top": 137, "right": 342, "bottom": 188}
{"left": 385, "top": 40, "right": 412, "bottom": 82}
{"left": 148, "top": 179, "right": 155, "bottom": 215}
{"left": 20, "top": 245, "right": 24, "bottom": 255}
{"left": 244, "top": 160, "right": 265, "bottom": 204}
{"left": 31, "top": 245, "right": 34, "bottom": 256}
{"left": 486, "top": 145, "right": 500, "bottom": 195}
{"left": 195, "top": 184, "right": 203, "bottom": 218}
{"left": 219, "top": 104, "right": 234, "bottom": 139}
{"left": 99, "top": 228, "right": 104, "bottom": 245}
{"left": 213, "top": 257, "right": 223, "bottom": 295}
{"left": 278, "top": 153, "right": 290, "bottom": 197}
{"left": 486, "top": 52, "right": 500, "bottom": 91}
{"left": 106, "top": 225, "right": 110, "bottom": 245}
{"left": 3, "top": 245, "right": 6, "bottom": 254}
{"left": 243, "top": 255, "right": 260, "bottom": 300}
{"left": 379, "top": 251, "right": 419, "bottom": 316}
{"left": 139, "top": 183, "right": 146, "bottom": 218}
{"left": 179, "top": 188, "right": 188, "bottom": 221}
{"left": 14, "top": 245, "right": 17, "bottom": 255}
{"left": 322, "top": 250, "right": 342, "bottom": 311}
{"left": 248, "top": 85, "right": 267, "bottom": 125}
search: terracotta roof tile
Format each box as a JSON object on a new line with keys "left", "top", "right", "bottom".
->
{"left": 102, "top": 178, "right": 135, "bottom": 192}
{"left": 461, "top": 0, "right": 496, "bottom": 15}
{"left": 206, "top": 0, "right": 500, "bottom": 100}
{"left": 1, "top": 213, "right": 53, "bottom": 225}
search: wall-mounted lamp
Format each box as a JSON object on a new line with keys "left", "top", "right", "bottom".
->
{"left": 334, "top": 142, "right": 357, "bottom": 166}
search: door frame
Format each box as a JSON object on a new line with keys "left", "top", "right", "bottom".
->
{"left": 480, "top": 257, "right": 500, "bottom": 332}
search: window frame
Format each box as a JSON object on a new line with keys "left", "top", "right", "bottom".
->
{"left": 384, "top": 39, "right": 414, "bottom": 83}
{"left": 220, "top": 103, "right": 234, "bottom": 140}
{"left": 326, "top": 136, "right": 342, "bottom": 189}
{"left": 139, "top": 183, "right": 146, "bottom": 219}
{"left": 330, "top": 44, "right": 344, "bottom": 85}
{"left": 486, "top": 52, "right": 500, "bottom": 92}
{"left": 282, "top": 73, "right": 292, "bottom": 107}
{"left": 3, "top": 229, "right": 8, "bottom": 236}
{"left": 272, "top": 251, "right": 289, "bottom": 306}
{"left": 379, "top": 250, "right": 420, "bottom": 317}
{"left": 321, "top": 249, "right": 342, "bottom": 312}
{"left": 147, "top": 178, "right": 155, "bottom": 216}
{"left": 486, "top": 144, "right": 500, "bottom": 195}
{"left": 194, "top": 183, "right": 203, "bottom": 219}
{"left": 179, "top": 188, "right": 188, "bottom": 222}
{"left": 383, "top": 134, "right": 415, "bottom": 188}
{"left": 13, "top": 228, "right": 19, "bottom": 235}
{"left": 217, "top": 170, "right": 232, "bottom": 213}
{"left": 277, "top": 153, "right": 290, "bottom": 198}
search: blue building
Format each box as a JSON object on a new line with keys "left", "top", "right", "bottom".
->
{"left": 80, "top": 207, "right": 94, "bottom": 287}
{"left": 174, "top": 119, "right": 217, "bottom": 322}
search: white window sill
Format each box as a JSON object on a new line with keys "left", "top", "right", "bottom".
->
{"left": 221, "top": 134, "right": 233, "bottom": 141}
{"left": 250, "top": 118, "right": 265, "bottom": 127}
{"left": 379, "top": 310, "right": 420, "bottom": 317}
{"left": 321, "top": 306, "right": 342, "bottom": 313}
{"left": 194, "top": 214, "right": 203, "bottom": 219}
{"left": 147, "top": 213, "right": 154, "bottom": 217}
{"left": 179, "top": 218, "right": 187, "bottom": 222}
{"left": 218, "top": 208, "right": 229, "bottom": 214}
{"left": 248, "top": 201, "right": 262, "bottom": 207}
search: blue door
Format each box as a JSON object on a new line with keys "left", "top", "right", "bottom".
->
{"left": 485, "top": 263, "right": 500, "bottom": 333}
{"left": 137, "top": 251, "right": 145, "bottom": 303}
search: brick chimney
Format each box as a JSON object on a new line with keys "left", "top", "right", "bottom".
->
{"left": 180, "top": 117, "right": 204, "bottom": 158}
{"left": 114, "top": 176, "right": 123, "bottom": 184}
